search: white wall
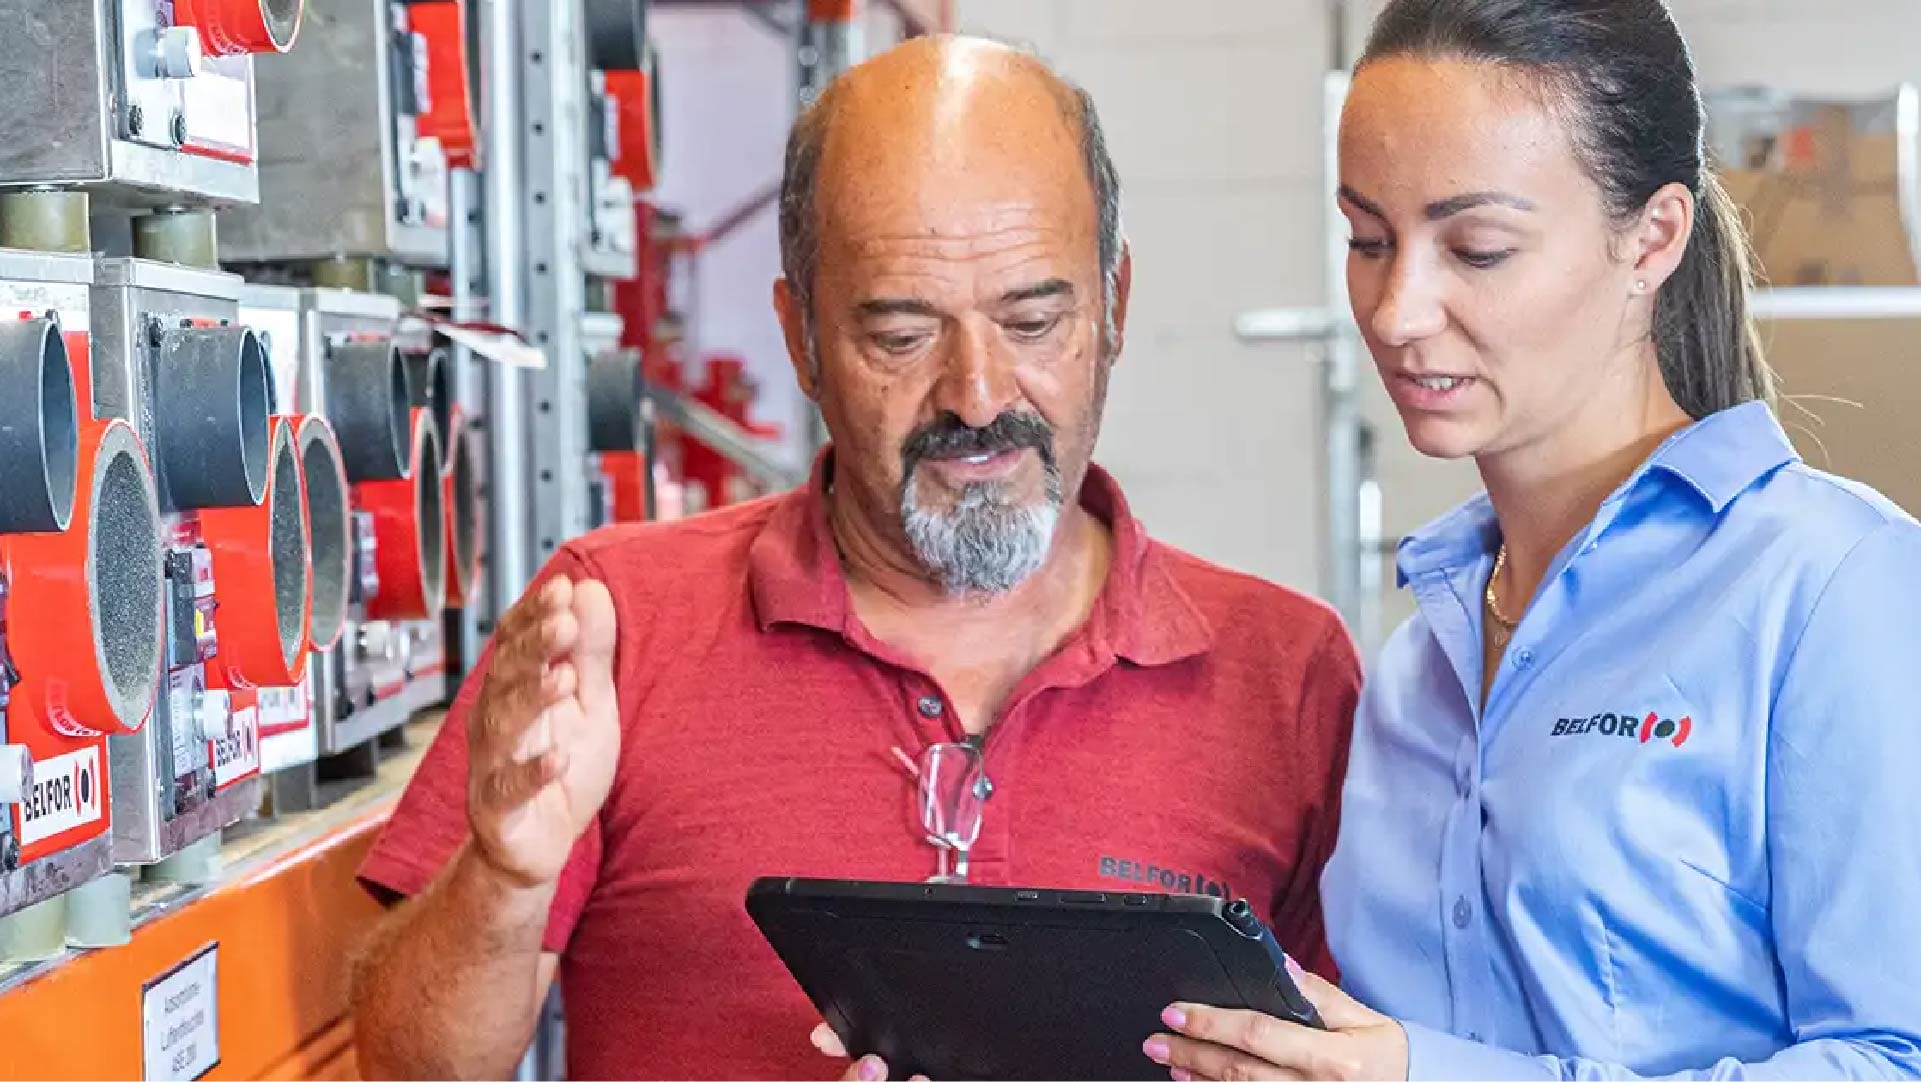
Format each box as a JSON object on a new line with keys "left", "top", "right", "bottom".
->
{"left": 649, "top": 7, "right": 806, "bottom": 469}
{"left": 954, "top": 0, "right": 1347, "bottom": 594}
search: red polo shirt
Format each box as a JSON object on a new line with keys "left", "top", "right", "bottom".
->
{"left": 359, "top": 461, "right": 1359, "bottom": 1080}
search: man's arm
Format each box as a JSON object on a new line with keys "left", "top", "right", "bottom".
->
{"left": 353, "top": 842, "right": 561, "bottom": 1079}
{"left": 352, "top": 571, "right": 623, "bottom": 1079}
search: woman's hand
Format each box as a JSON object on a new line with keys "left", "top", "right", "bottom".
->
{"left": 809, "top": 1023, "right": 930, "bottom": 1081}
{"left": 1141, "top": 961, "right": 1409, "bottom": 1081}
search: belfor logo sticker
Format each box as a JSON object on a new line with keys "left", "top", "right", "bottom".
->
{"left": 17, "top": 745, "right": 105, "bottom": 845}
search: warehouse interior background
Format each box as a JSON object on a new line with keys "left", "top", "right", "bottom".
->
{"left": 0, "top": 0, "right": 1917, "bottom": 1075}
{"left": 667, "top": 0, "right": 1921, "bottom": 642}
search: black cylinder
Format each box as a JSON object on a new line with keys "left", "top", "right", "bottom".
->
{"left": 0, "top": 319, "right": 79, "bottom": 534}
{"left": 325, "top": 340, "right": 410, "bottom": 482}
{"left": 404, "top": 346, "right": 453, "bottom": 457}
{"left": 583, "top": 0, "right": 647, "bottom": 71}
{"left": 154, "top": 325, "right": 270, "bottom": 510}
{"left": 586, "top": 349, "right": 644, "bottom": 452}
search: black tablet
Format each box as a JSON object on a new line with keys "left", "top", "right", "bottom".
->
{"left": 746, "top": 877, "right": 1323, "bottom": 1081}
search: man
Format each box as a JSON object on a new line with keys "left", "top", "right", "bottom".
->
{"left": 352, "top": 35, "right": 1358, "bottom": 1080}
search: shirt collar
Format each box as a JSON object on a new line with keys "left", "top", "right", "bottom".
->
{"left": 1396, "top": 401, "right": 1801, "bottom": 585}
{"left": 748, "top": 449, "right": 1213, "bottom": 667}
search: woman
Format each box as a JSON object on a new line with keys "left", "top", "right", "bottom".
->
{"left": 1144, "top": 0, "right": 1921, "bottom": 1079}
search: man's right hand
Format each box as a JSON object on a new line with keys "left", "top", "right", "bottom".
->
{"left": 466, "top": 575, "right": 621, "bottom": 887}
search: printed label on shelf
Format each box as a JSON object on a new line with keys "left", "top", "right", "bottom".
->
{"left": 16, "top": 743, "right": 104, "bottom": 846}
{"left": 142, "top": 944, "right": 220, "bottom": 1081}
{"left": 210, "top": 700, "right": 261, "bottom": 790}
{"left": 256, "top": 684, "right": 310, "bottom": 736}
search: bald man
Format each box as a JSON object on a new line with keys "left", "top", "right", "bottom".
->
{"left": 351, "top": 37, "right": 1358, "bottom": 1080}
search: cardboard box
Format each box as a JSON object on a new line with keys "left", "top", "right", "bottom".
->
{"left": 1763, "top": 317, "right": 1921, "bottom": 517}
{"left": 1710, "top": 88, "right": 1920, "bottom": 287}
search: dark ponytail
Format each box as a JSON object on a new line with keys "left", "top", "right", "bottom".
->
{"left": 1361, "top": 0, "right": 1775, "bottom": 419}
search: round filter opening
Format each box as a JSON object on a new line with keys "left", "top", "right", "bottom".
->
{"left": 300, "top": 420, "right": 350, "bottom": 649}
{"left": 0, "top": 320, "right": 79, "bottom": 533}
{"left": 89, "top": 428, "right": 163, "bottom": 730}
{"left": 267, "top": 425, "right": 311, "bottom": 668}
{"left": 261, "top": 0, "right": 302, "bottom": 48}
{"left": 415, "top": 424, "right": 447, "bottom": 612}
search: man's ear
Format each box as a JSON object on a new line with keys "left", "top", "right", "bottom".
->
{"left": 1108, "top": 242, "right": 1133, "bottom": 362}
{"left": 773, "top": 277, "right": 819, "bottom": 400}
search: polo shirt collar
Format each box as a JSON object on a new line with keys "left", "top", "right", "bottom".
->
{"left": 1396, "top": 401, "right": 1801, "bottom": 586}
{"left": 748, "top": 450, "right": 1212, "bottom": 668}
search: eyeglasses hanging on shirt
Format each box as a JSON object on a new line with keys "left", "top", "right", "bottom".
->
{"left": 894, "top": 741, "right": 991, "bottom": 883}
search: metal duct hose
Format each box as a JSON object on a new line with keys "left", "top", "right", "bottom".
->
{"left": 586, "top": 348, "right": 644, "bottom": 452}
{"left": 201, "top": 416, "right": 313, "bottom": 687}
{"left": 357, "top": 409, "right": 446, "bottom": 620}
{"left": 4, "top": 420, "right": 164, "bottom": 737}
{"left": 174, "top": 0, "right": 304, "bottom": 55}
{"left": 154, "top": 325, "right": 271, "bottom": 510}
{"left": 583, "top": 0, "right": 648, "bottom": 72}
{"left": 325, "top": 340, "right": 411, "bottom": 482}
{"left": 442, "top": 409, "right": 481, "bottom": 607}
{"left": 297, "top": 415, "right": 351, "bottom": 652}
{"left": 0, "top": 319, "right": 79, "bottom": 534}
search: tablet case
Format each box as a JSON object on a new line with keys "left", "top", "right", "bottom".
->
{"left": 747, "top": 877, "right": 1322, "bottom": 1081}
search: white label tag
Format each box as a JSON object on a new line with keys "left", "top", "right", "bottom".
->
{"left": 427, "top": 320, "right": 548, "bottom": 369}
{"left": 16, "top": 744, "right": 104, "bottom": 846}
{"left": 209, "top": 703, "right": 260, "bottom": 790}
{"left": 143, "top": 945, "right": 220, "bottom": 1081}
{"left": 181, "top": 58, "right": 255, "bottom": 159}
{"left": 256, "top": 684, "right": 310, "bottom": 733}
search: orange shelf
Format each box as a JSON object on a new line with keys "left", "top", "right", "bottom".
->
{"left": 0, "top": 717, "right": 442, "bottom": 1081}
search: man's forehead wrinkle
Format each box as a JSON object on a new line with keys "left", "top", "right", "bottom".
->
{"left": 849, "top": 223, "right": 1069, "bottom": 255}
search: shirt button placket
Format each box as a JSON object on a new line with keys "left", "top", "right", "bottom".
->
{"left": 1436, "top": 736, "right": 1486, "bottom": 1040}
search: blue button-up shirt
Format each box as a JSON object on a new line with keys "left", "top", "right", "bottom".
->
{"left": 1322, "top": 402, "right": 1921, "bottom": 1079}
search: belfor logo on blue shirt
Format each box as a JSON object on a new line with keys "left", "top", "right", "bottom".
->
{"left": 1550, "top": 711, "right": 1692, "bottom": 746}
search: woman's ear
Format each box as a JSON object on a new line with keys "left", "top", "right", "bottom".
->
{"left": 1629, "top": 182, "right": 1695, "bottom": 294}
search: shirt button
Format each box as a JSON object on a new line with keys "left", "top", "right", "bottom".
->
{"left": 1452, "top": 896, "right": 1472, "bottom": 929}
{"left": 1513, "top": 648, "right": 1535, "bottom": 670}
{"left": 916, "top": 696, "right": 944, "bottom": 719}
{"left": 974, "top": 776, "right": 995, "bottom": 800}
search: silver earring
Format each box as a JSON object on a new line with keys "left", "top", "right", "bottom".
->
{"left": 1635, "top": 279, "right": 1649, "bottom": 293}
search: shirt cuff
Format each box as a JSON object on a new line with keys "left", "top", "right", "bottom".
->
{"left": 1404, "top": 1021, "right": 1556, "bottom": 1082}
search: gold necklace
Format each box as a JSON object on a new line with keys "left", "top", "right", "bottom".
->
{"left": 1485, "top": 545, "right": 1519, "bottom": 649}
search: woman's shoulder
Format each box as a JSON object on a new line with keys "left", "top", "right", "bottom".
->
{"left": 1727, "top": 458, "right": 1919, "bottom": 570}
